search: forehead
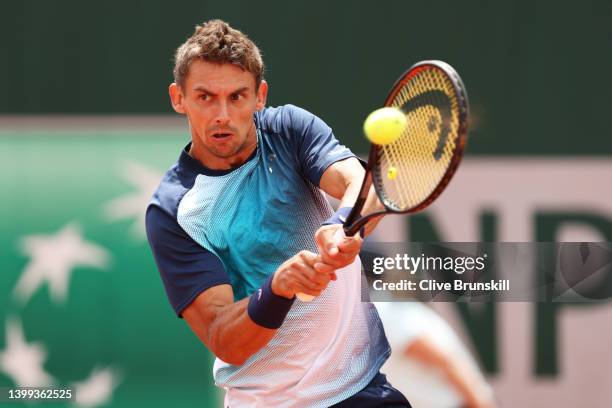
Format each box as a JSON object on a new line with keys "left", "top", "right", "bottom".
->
{"left": 184, "top": 59, "right": 257, "bottom": 93}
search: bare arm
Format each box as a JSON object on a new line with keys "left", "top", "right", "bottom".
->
{"left": 182, "top": 251, "right": 335, "bottom": 365}
{"left": 182, "top": 285, "right": 274, "bottom": 366}
{"left": 319, "top": 157, "right": 385, "bottom": 237}
{"left": 405, "top": 337, "right": 495, "bottom": 408}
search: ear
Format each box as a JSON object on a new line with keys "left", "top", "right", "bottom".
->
{"left": 169, "top": 83, "right": 186, "bottom": 114}
{"left": 255, "top": 80, "right": 268, "bottom": 111}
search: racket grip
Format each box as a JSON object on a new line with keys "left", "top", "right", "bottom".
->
{"left": 296, "top": 292, "right": 315, "bottom": 302}
{"left": 344, "top": 219, "right": 366, "bottom": 237}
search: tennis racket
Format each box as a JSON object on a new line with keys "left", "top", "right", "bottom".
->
{"left": 298, "top": 60, "right": 469, "bottom": 302}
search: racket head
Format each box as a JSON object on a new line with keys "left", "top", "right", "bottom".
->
{"left": 371, "top": 60, "right": 469, "bottom": 214}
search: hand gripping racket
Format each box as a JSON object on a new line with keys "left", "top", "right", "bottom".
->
{"left": 297, "top": 60, "right": 469, "bottom": 301}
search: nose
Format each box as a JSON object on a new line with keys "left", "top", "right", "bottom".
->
{"left": 214, "top": 100, "right": 231, "bottom": 125}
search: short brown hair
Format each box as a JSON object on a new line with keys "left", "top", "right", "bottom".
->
{"left": 173, "top": 20, "right": 265, "bottom": 90}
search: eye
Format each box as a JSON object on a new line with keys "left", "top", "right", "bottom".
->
{"left": 200, "top": 94, "right": 210, "bottom": 101}
{"left": 231, "top": 93, "right": 243, "bottom": 101}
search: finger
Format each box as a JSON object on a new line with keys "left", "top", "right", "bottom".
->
{"left": 291, "top": 271, "right": 325, "bottom": 293}
{"left": 297, "top": 287, "right": 322, "bottom": 297}
{"left": 316, "top": 226, "right": 343, "bottom": 256}
{"left": 327, "top": 227, "right": 347, "bottom": 255}
{"left": 313, "top": 261, "right": 339, "bottom": 281}
{"left": 292, "top": 263, "right": 330, "bottom": 289}
{"left": 326, "top": 251, "right": 357, "bottom": 267}
{"left": 305, "top": 266, "right": 332, "bottom": 287}
{"left": 298, "top": 250, "right": 320, "bottom": 266}
{"left": 317, "top": 253, "right": 346, "bottom": 269}
{"left": 296, "top": 292, "right": 316, "bottom": 302}
{"left": 336, "top": 236, "right": 362, "bottom": 253}
{"left": 314, "top": 227, "right": 332, "bottom": 250}
{"left": 298, "top": 277, "right": 327, "bottom": 293}
{"left": 320, "top": 237, "right": 339, "bottom": 257}
{"left": 314, "top": 262, "right": 335, "bottom": 274}
{"left": 314, "top": 263, "right": 338, "bottom": 282}
{"left": 311, "top": 274, "right": 331, "bottom": 288}
{"left": 299, "top": 250, "right": 318, "bottom": 259}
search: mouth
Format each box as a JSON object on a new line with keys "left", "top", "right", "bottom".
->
{"left": 211, "top": 132, "right": 233, "bottom": 140}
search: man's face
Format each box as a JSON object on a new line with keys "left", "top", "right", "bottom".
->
{"left": 169, "top": 60, "right": 267, "bottom": 169}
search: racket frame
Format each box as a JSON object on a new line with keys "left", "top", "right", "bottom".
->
{"left": 343, "top": 60, "right": 469, "bottom": 236}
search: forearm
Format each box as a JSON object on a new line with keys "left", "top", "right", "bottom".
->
{"left": 322, "top": 158, "right": 385, "bottom": 237}
{"left": 441, "top": 356, "right": 491, "bottom": 407}
{"left": 407, "top": 338, "right": 493, "bottom": 407}
{"left": 337, "top": 176, "right": 363, "bottom": 211}
{"left": 361, "top": 187, "right": 385, "bottom": 236}
{"left": 206, "top": 298, "right": 277, "bottom": 365}
{"left": 338, "top": 179, "right": 384, "bottom": 237}
{"left": 183, "top": 284, "right": 283, "bottom": 366}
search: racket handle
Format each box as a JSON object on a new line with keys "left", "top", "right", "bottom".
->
{"left": 344, "top": 217, "right": 368, "bottom": 237}
{"left": 296, "top": 292, "right": 315, "bottom": 302}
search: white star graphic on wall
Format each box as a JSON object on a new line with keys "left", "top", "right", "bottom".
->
{"left": 13, "top": 223, "right": 111, "bottom": 305}
{"left": 0, "top": 317, "right": 54, "bottom": 387}
{"left": 72, "top": 366, "right": 123, "bottom": 408}
{"left": 103, "top": 160, "right": 163, "bottom": 238}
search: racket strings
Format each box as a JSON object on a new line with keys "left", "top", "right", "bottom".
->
{"left": 377, "top": 68, "right": 461, "bottom": 211}
{"left": 380, "top": 87, "right": 424, "bottom": 207}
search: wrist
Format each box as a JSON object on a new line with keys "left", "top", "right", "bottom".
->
{"left": 247, "top": 273, "right": 295, "bottom": 329}
{"left": 270, "top": 273, "right": 293, "bottom": 299}
{"left": 322, "top": 207, "right": 352, "bottom": 226}
{"left": 323, "top": 207, "right": 364, "bottom": 237}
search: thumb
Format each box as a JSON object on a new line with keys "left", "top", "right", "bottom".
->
{"left": 326, "top": 238, "right": 339, "bottom": 256}
{"left": 337, "top": 233, "right": 362, "bottom": 252}
{"left": 327, "top": 228, "right": 347, "bottom": 256}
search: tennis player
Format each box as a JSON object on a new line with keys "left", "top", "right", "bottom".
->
{"left": 145, "top": 20, "right": 410, "bottom": 407}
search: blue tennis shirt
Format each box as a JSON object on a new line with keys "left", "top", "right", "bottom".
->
{"left": 146, "top": 104, "right": 390, "bottom": 407}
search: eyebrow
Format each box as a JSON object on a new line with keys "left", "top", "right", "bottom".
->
{"left": 193, "top": 86, "right": 250, "bottom": 95}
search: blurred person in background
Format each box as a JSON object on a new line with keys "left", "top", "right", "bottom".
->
{"left": 376, "top": 302, "right": 495, "bottom": 408}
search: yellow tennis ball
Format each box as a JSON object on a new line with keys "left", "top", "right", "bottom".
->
{"left": 363, "top": 107, "right": 407, "bottom": 145}
{"left": 387, "top": 166, "right": 398, "bottom": 180}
